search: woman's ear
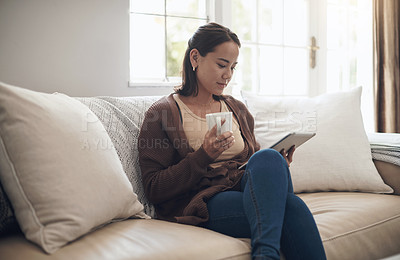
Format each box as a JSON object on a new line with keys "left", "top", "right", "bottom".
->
{"left": 190, "top": 49, "right": 200, "bottom": 70}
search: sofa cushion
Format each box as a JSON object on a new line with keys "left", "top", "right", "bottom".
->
{"left": 0, "top": 219, "right": 251, "bottom": 260}
{"left": 0, "top": 94, "right": 160, "bottom": 232}
{"left": 1, "top": 193, "right": 399, "bottom": 260}
{"left": 0, "top": 82, "right": 149, "bottom": 254}
{"left": 300, "top": 192, "right": 400, "bottom": 260}
{"left": 77, "top": 96, "right": 160, "bottom": 218}
{"left": 242, "top": 87, "right": 393, "bottom": 194}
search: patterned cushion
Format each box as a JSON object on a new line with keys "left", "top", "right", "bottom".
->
{"left": 77, "top": 96, "right": 160, "bottom": 217}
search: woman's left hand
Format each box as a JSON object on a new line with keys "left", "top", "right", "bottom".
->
{"left": 280, "top": 145, "right": 295, "bottom": 167}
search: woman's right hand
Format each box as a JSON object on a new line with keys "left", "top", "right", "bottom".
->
{"left": 202, "top": 121, "right": 235, "bottom": 160}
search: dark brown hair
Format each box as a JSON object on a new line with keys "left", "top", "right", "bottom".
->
{"left": 175, "top": 22, "right": 241, "bottom": 97}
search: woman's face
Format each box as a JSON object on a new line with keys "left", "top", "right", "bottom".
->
{"left": 194, "top": 41, "right": 239, "bottom": 96}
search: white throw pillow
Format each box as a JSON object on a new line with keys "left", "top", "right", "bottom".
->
{"left": 0, "top": 82, "right": 149, "bottom": 254}
{"left": 242, "top": 87, "right": 393, "bottom": 194}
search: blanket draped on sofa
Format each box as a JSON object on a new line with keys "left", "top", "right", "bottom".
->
{"left": 77, "top": 96, "right": 159, "bottom": 217}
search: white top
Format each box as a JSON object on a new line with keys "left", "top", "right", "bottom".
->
{"left": 173, "top": 94, "right": 245, "bottom": 168}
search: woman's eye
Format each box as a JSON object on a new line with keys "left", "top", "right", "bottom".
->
{"left": 217, "top": 64, "right": 226, "bottom": 68}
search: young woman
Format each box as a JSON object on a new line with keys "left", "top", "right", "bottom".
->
{"left": 138, "top": 22, "right": 326, "bottom": 260}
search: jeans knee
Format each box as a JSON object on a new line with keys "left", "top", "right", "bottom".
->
{"left": 246, "top": 149, "right": 288, "bottom": 180}
{"left": 248, "top": 149, "right": 286, "bottom": 168}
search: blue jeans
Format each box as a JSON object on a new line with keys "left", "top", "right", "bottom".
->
{"left": 203, "top": 149, "right": 326, "bottom": 260}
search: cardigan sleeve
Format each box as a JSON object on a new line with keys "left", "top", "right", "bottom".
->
{"left": 138, "top": 101, "right": 215, "bottom": 205}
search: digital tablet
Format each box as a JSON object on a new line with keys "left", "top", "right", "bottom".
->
{"left": 238, "top": 132, "right": 316, "bottom": 170}
{"left": 270, "top": 132, "right": 316, "bottom": 152}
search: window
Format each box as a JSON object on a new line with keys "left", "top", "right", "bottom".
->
{"left": 326, "top": 0, "right": 373, "bottom": 94}
{"left": 230, "top": 0, "right": 311, "bottom": 96}
{"left": 228, "top": 0, "right": 373, "bottom": 131}
{"left": 129, "top": 0, "right": 374, "bottom": 130}
{"left": 229, "top": 0, "right": 372, "bottom": 95}
{"left": 324, "top": 0, "right": 374, "bottom": 132}
{"left": 129, "top": 0, "right": 209, "bottom": 86}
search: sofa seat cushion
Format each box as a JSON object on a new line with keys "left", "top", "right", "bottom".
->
{"left": 0, "top": 219, "right": 251, "bottom": 260}
{"left": 299, "top": 192, "right": 400, "bottom": 260}
{"left": 1, "top": 193, "right": 399, "bottom": 260}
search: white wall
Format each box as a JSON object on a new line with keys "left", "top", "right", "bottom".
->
{"left": 0, "top": 0, "right": 172, "bottom": 97}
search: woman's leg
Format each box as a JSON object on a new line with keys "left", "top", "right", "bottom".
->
{"left": 203, "top": 190, "right": 251, "bottom": 238}
{"left": 280, "top": 194, "right": 326, "bottom": 260}
{"left": 242, "top": 149, "right": 290, "bottom": 260}
{"left": 205, "top": 148, "right": 326, "bottom": 260}
{"left": 243, "top": 149, "right": 326, "bottom": 260}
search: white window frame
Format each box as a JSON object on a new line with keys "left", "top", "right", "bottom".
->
{"left": 129, "top": 0, "right": 217, "bottom": 89}
{"left": 127, "top": 0, "right": 330, "bottom": 97}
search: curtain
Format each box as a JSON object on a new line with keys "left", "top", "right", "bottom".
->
{"left": 373, "top": 0, "right": 400, "bottom": 133}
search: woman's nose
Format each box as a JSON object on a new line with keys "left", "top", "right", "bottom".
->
{"left": 223, "top": 69, "right": 232, "bottom": 80}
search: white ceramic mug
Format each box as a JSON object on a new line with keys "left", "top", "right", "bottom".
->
{"left": 206, "top": 112, "right": 232, "bottom": 136}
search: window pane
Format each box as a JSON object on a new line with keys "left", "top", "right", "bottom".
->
{"left": 130, "top": 14, "right": 165, "bottom": 80}
{"left": 328, "top": 0, "right": 358, "bottom": 6}
{"left": 356, "top": 9, "right": 373, "bottom": 87}
{"left": 326, "top": 50, "right": 343, "bottom": 92}
{"left": 259, "top": 46, "right": 283, "bottom": 95}
{"left": 348, "top": 10, "right": 359, "bottom": 87}
{"left": 166, "top": 0, "right": 207, "bottom": 18}
{"left": 235, "top": 46, "right": 257, "bottom": 92}
{"left": 166, "top": 17, "right": 205, "bottom": 78}
{"left": 327, "top": 4, "right": 345, "bottom": 49}
{"left": 258, "top": 0, "right": 283, "bottom": 45}
{"left": 284, "top": 0, "right": 308, "bottom": 46}
{"left": 326, "top": 0, "right": 371, "bottom": 93}
{"left": 357, "top": 0, "right": 370, "bottom": 10}
{"left": 130, "top": 0, "right": 164, "bottom": 15}
{"left": 232, "top": 0, "right": 256, "bottom": 42}
{"left": 284, "top": 48, "right": 308, "bottom": 95}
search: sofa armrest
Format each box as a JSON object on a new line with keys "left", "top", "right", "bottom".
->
{"left": 368, "top": 133, "right": 400, "bottom": 195}
{"left": 373, "top": 160, "right": 400, "bottom": 195}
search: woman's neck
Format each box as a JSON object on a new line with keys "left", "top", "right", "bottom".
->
{"left": 192, "top": 92, "right": 214, "bottom": 105}
{"left": 180, "top": 91, "right": 216, "bottom": 106}
{"left": 177, "top": 93, "right": 221, "bottom": 118}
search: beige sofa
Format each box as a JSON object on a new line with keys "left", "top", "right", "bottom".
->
{"left": 1, "top": 88, "right": 400, "bottom": 260}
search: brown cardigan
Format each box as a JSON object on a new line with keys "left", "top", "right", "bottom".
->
{"left": 138, "top": 94, "right": 260, "bottom": 225}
